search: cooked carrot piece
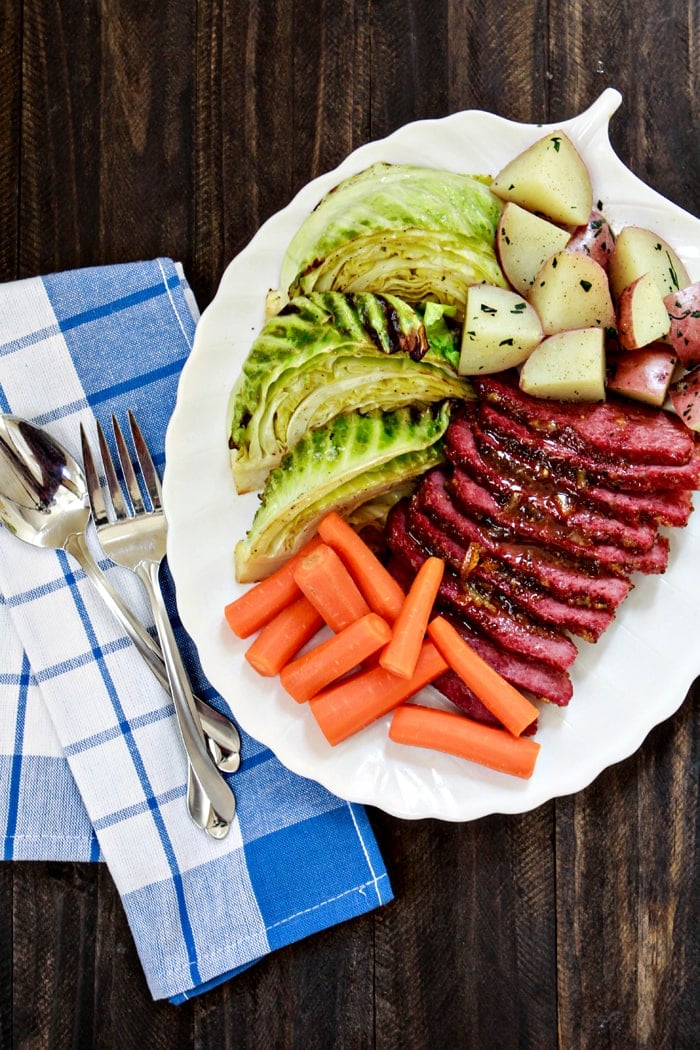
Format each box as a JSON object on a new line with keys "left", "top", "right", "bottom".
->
{"left": 389, "top": 705, "right": 540, "bottom": 779}
{"left": 280, "top": 612, "right": 392, "bottom": 703}
{"left": 318, "top": 511, "right": 405, "bottom": 623}
{"left": 427, "top": 616, "right": 539, "bottom": 737}
{"left": 224, "top": 536, "right": 322, "bottom": 638}
{"left": 379, "top": 556, "right": 444, "bottom": 678}
{"left": 245, "top": 595, "right": 324, "bottom": 677}
{"left": 293, "top": 542, "right": 370, "bottom": 631}
{"left": 309, "top": 640, "right": 448, "bottom": 746}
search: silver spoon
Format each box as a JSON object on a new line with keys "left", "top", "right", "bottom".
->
{"left": 0, "top": 413, "right": 239, "bottom": 838}
{"left": 0, "top": 413, "right": 241, "bottom": 776}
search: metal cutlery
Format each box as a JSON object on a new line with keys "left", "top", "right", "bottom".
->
{"left": 0, "top": 413, "right": 241, "bottom": 774}
{"left": 80, "top": 413, "right": 237, "bottom": 838}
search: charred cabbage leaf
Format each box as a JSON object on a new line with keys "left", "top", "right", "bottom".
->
{"left": 234, "top": 402, "right": 450, "bottom": 582}
{"left": 280, "top": 163, "right": 506, "bottom": 310}
{"left": 228, "top": 291, "right": 470, "bottom": 493}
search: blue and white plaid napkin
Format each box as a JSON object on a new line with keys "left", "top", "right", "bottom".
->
{"left": 0, "top": 260, "right": 393, "bottom": 1002}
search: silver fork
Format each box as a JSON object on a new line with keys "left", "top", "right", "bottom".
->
{"left": 81, "top": 412, "right": 237, "bottom": 838}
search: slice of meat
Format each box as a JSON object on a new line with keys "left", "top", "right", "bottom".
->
{"left": 386, "top": 501, "right": 579, "bottom": 671}
{"left": 416, "top": 468, "right": 632, "bottom": 610}
{"left": 389, "top": 555, "right": 573, "bottom": 706}
{"left": 472, "top": 419, "right": 694, "bottom": 528}
{"left": 473, "top": 372, "right": 696, "bottom": 465}
{"left": 446, "top": 410, "right": 659, "bottom": 550}
{"left": 407, "top": 501, "right": 616, "bottom": 642}
{"left": 432, "top": 671, "right": 509, "bottom": 728}
{"left": 449, "top": 467, "right": 670, "bottom": 576}
{"left": 480, "top": 401, "right": 700, "bottom": 492}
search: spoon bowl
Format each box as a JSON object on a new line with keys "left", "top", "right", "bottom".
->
{"left": 0, "top": 415, "right": 91, "bottom": 550}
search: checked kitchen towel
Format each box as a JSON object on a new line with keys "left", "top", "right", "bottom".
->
{"left": 0, "top": 260, "right": 393, "bottom": 1002}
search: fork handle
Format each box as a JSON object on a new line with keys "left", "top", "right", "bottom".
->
{"left": 137, "top": 558, "right": 237, "bottom": 827}
{"left": 65, "top": 530, "right": 241, "bottom": 771}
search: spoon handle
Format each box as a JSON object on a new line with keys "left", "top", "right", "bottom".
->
{"left": 64, "top": 530, "right": 241, "bottom": 771}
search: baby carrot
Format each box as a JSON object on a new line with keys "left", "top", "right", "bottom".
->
{"left": 318, "top": 511, "right": 405, "bottom": 623}
{"left": 224, "top": 536, "right": 322, "bottom": 638}
{"left": 379, "top": 556, "right": 444, "bottom": 679}
{"left": 309, "top": 640, "right": 448, "bottom": 746}
{"left": 388, "top": 705, "right": 540, "bottom": 779}
{"left": 293, "top": 542, "right": 370, "bottom": 632}
{"left": 280, "top": 612, "right": 392, "bottom": 703}
{"left": 245, "top": 595, "right": 324, "bottom": 677}
{"left": 427, "top": 616, "right": 539, "bottom": 737}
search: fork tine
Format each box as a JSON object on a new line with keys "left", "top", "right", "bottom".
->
{"left": 112, "top": 415, "right": 146, "bottom": 515}
{"left": 97, "top": 418, "right": 130, "bottom": 520}
{"left": 128, "top": 411, "right": 162, "bottom": 511}
{"left": 79, "top": 423, "right": 110, "bottom": 528}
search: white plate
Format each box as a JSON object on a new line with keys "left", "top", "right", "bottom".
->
{"left": 164, "top": 89, "right": 700, "bottom": 821}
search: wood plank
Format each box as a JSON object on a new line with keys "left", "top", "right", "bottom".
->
{"left": 10, "top": 863, "right": 98, "bottom": 1045}
{"left": 191, "top": 0, "right": 372, "bottom": 308}
{"left": 192, "top": 918, "right": 376, "bottom": 1047}
{"left": 369, "top": 0, "right": 550, "bottom": 134}
{"left": 372, "top": 807, "right": 558, "bottom": 1048}
{"left": 0, "top": 863, "right": 13, "bottom": 1046}
{"left": 445, "top": 0, "right": 550, "bottom": 122}
{"left": 555, "top": 689, "right": 699, "bottom": 1046}
{"left": 18, "top": 1, "right": 102, "bottom": 276}
{"left": 547, "top": 0, "right": 700, "bottom": 215}
{"left": 18, "top": 0, "right": 196, "bottom": 278}
{"left": 191, "top": 0, "right": 295, "bottom": 306}
{"left": 0, "top": 0, "right": 21, "bottom": 279}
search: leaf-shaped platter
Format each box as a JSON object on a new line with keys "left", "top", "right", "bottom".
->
{"left": 164, "top": 89, "right": 700, "bottom": 820}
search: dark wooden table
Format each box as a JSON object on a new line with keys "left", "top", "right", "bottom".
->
{"left": 1, "top": 2, "right": 698, "bottom": 1047}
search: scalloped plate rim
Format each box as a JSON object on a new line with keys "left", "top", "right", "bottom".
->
{"left": 164, "top": 90, "right": 700, "bottom": 821}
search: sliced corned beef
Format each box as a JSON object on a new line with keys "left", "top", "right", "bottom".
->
{"left": 473, "top": 372, "right": 695, "bottom": 466}
{"left": 388, "top": 554, "right": 573, "bottom": 707}
{"left": 480, "top": 402, "right": 700, "bottom": 492}
{"left": 472, "top": 419, "right": 694, "bottom": 527}
{"left": 446, "top": 410, "right": 659, "bottom": 551}
{"left": 386, "top": 502, "right": 579, "bottom": 671}
{"left": 416, "top": 467, "right": 632, "bottom": 610}
{"left": 407, "top": 502, "right": 616, "bottom": 642}
{"left": 449, "top": 468, "right": 670, "bottom": 576}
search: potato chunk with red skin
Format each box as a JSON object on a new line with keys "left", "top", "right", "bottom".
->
{"left": 670, "top": 366, "right": 700, "bottom": 432}
{"left": 567, "top": 209, "right": 614, "bottom": 271}
{"left": 617, "top": 272, "right": 671, "bottom": 350}
{"left": 607, "top": 345, "right": 678, "bottom": 407}
{"left": 608, "top": 226, "right": 690, "bottom": 300}
{"left": 664, "top": 282, "right": 700, "bottom": 368}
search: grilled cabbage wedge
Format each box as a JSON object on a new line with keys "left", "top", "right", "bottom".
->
{"left": 228, "top": 291, "right": 471, "bottom": 494}
{"left": 279, "top": 162, "right": 506, "bottom": 313}
{"left": 234, "top": 402, "right": 451, "bottom": 582}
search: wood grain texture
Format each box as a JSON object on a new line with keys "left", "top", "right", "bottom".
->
{"left": 1, "top": 1, "right": 699, "bottom": 1047}
{"left": 555, "top": 689, "right": 699, "bottom": 1049}
{"left": 547, "top": 0, "right": 700, "bottom": 215}
{"left": 0, "top": 864, "right": 12, "bottom": 1047}
{"left": 0, "top": 0, "right": 21, "bottom": 281}
{"left": 446, "top": 0, "right": 550, "bottom": 122}
{"left": 372, "top": 806, "right": 558, "bottom": 1048}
